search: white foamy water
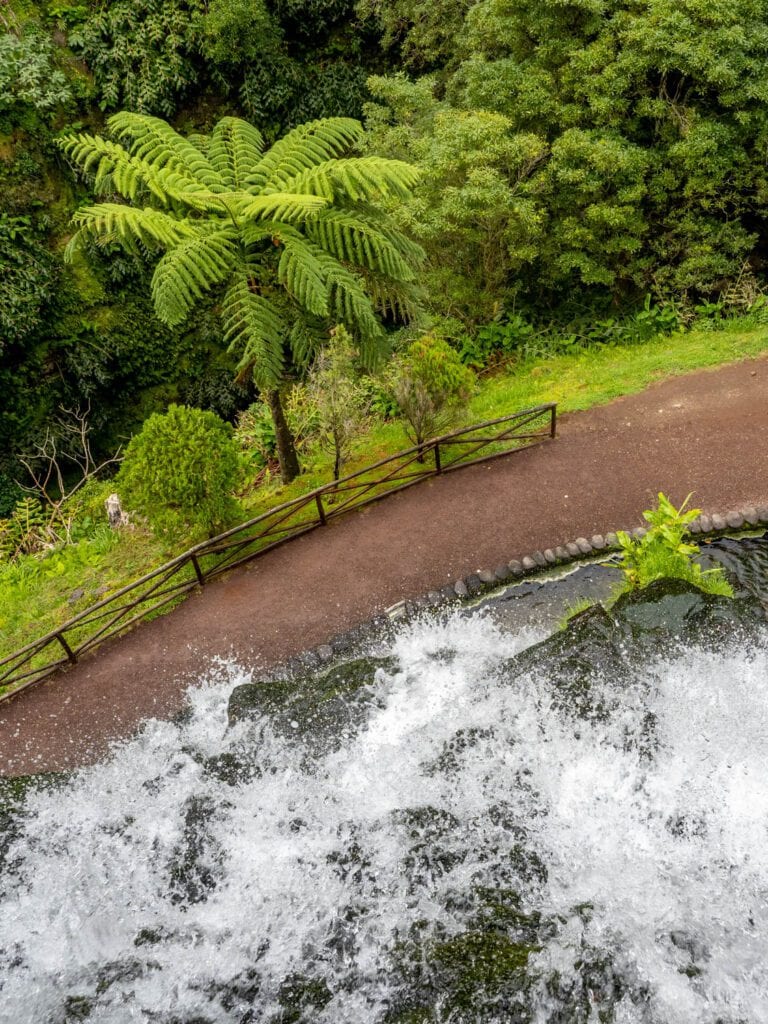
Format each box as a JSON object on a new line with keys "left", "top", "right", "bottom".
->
{"left": 1, "top": 610, "right": 768, "bottom": 1023}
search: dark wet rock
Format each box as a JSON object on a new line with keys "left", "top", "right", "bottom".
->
{"left": 494, "top": 564, "right": 511, "bottom": 581}
{"left": 271, "top": 973, "right": 331, "bottom": 1023}
{"left": 532, "top": 551, "right": 548, "bottom": 568}
{"left": 465, "top": 573, "right": 483, "bottom": 594}
{"left": 454, "top": 579, "right": 469, "bottom": 598}
{"left": 228, "top": 656, "right": 397, "bottom": 727}
{"left": 427, "top": 589, "right": 444, "bottom": 606}
{"left": 168, "top": 795, "right": 226, "bottom": 906}
{"left": 478, "top": 569, "right": 496, "bottom": 585}
{"left": 500, "top": 579, "right": 766, "bottom": 716}
{"left": 508, "top": 560, "right": 524, "bottom": 576}
{"left": 610, "top": 578, "right": 765, "bottom": 644}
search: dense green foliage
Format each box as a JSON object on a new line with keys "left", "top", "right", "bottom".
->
{"left": 364, "top": 0, "right": 768, "bottom": 324}
{"left": 118, "top": 404, "right": 240, "bottom": 538}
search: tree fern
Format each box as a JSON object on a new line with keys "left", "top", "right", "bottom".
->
{"left": 59, "top": 113, "right": 423, "bottom": 481}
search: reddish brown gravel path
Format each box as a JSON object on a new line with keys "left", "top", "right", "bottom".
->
{"left": 2, "top": 355, "right": 768, "bottom": 776}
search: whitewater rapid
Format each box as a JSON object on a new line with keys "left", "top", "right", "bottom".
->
{"left": 1, "top": 608, "right": 767, "bottom": 1023}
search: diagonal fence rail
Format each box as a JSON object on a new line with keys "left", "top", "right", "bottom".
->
{"left": 0, "top": 403, "right": 556, "bottom": 702}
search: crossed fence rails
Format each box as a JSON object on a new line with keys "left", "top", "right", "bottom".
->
{"left": 0, "top": 402, "right": 556, "bottom": 702}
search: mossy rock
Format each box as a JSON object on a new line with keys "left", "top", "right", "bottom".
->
{"left": 502, "top": 579, "right": 766, "bottom": 718}
{"left": 387, "top": 927, "right": 537, "bottom": 1023}
{"left": 610, "top": 577, "right": 765, "bottom": 644}
{"left": 227, "top": 655, "right": 398, "bottom": 726}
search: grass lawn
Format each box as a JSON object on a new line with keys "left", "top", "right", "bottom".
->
{"left": 1, "top": 321, "right": 766, "bottom": 691}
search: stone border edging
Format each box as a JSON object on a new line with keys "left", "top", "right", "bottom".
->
{"left": 269, "top": 504, "right": 768, "bottom": 680}
{"left": 389, "top": 502, "right": 768, "bottom": 618}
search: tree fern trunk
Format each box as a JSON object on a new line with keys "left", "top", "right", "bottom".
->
{"left": 266, "top": 389, "right": 300, "bottom": 484}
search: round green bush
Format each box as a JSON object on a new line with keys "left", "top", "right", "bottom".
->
{"left": 118, "top": 404, "right": 240, "bottom": 539}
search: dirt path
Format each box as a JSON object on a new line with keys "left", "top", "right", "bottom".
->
{"left": 2, "top": 355, "right": 767, "bottom": 776}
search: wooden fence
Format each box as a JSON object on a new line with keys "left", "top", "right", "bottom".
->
{"left": 0, "top": 402, "right": 556, "bottom": 702}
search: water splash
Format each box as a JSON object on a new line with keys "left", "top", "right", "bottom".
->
{"left": 1, "top": 609, "right": 768, "bottom": 1023}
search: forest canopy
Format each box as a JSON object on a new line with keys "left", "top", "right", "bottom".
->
{"left": 2, "top": 0, "right": 768, "bottom": 510}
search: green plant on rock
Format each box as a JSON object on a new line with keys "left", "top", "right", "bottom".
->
{"left": 387, "top": 333, "right": 476, "bottom": 453}
{"left": 117, "top": 404, "right": 240, "bottom": 539}
{"left": 615, "top": 493, "right": 733, "bottom": 597}
{"left": 58, "top": 112, "right": 423, "bottom": 483}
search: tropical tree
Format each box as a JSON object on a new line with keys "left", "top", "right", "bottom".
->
{"left": 58, "top": 113, "right": 423, "bottom": 481}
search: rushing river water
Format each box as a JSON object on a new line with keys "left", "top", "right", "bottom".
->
{"left": 2, "top": 539, "right": 768, "bottom": 1023}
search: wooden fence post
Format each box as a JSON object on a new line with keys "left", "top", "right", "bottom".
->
{"left": 434, "top": 442, "right": 442, "bottom": 474}
{"left": 315, "top": 493, "right": 327, "bottom": 525}
{"left": 550, "top": 405, "right": 557, "bottom": 438}
{"left": 190, "top": 554, "right": 205, "bottom": 586}
{"left": 56, "top": 633, "right": 77, "bottom": 664}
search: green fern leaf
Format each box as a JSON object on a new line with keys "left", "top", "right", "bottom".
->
{"left": 277, "top": 236, "right": 330, "bottom": 317}
{"left": 285, "top": 157, "right": 421, "bottom": 203}
{"left": 306, "top": 209, "right": 415, "bottom": 281}
{"left": 222, "top": 275, "right": 287, "bottom": 388}
{"left": 108, "top": 112, "right": 225, "bottom": 191}
{"left": 238, "top": 192, "right": 328, "bottom": 223}
{"left": 208, "top": 117, "right": 266, "bottom": 189}
{"left": 66, "top": 203, "right": 196, "bottom": 259}
{"left": 151, "top": 230, "right": 238, "bottom": 326}
{"left": 246, "top": 117, "right": 362, "bottom": 192}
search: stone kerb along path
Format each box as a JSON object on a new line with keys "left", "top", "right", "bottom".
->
{"left": 2, "top": 354, "right": 768, "bottom": 776}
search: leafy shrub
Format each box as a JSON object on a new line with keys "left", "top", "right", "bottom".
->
{"left": 387, "top": 334, "right": 476, "bottom": 449}
{"left": 614, "top": 493, "right": 733, "bottom": 597}
{"left": 70, "top": 0, "right": 204, "bottom": 115}
{"left": 303, "top": 325, "right": 371, "bottom": 480}
{"left": 0, "top": 30, "right": 71, "bottom": 119}
{"left": 118, "top": 405, "right": 240, "bottom": 539}
{"left": 458, "top": 314, "right": 536, "bottom": 369}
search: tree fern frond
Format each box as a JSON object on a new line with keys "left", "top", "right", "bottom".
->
{"left": 208, "top": 117, "right": 266, "bottom": 190}
{"left": 222, "top": 275, "right": 287, "bottom": 388}
{"left": 66, "top": 204, "right": 196, "bottom": 260}
{"left": 58, "top": 133, "right": 204, "bottom": 204}
{"left": 288, "top": 316, "right": 327, "bottom": 372}
{"left": 306, "top": 209, "right": 415, "bottom": 281}
{"left": 246, "top": 118, "right": 362, "bottom": 192}
{"left": 277, "top": 236, "right": 330, "bottom": 317}
{"left": 108, "top": 112, "right": 225, "bottom": 191}
{"left": 283, "top": 157, "right": 421, "bottom": 204}
{"left": 323, "top": 262, "right": 386, "bottom": 367}
{"left": 238, "top": 192, "right": 328, "bottom": 223}
{"left": 362, "top": 275, "right": 425, "bottom": 323}
{"left": 151, "top": 231, "right": 238, "bottom": 326}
